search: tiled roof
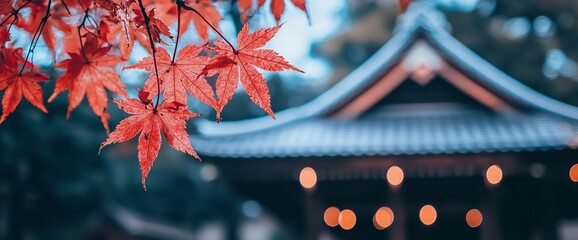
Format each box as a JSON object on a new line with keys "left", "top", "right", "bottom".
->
{"left": 192, "top": 108, "right": 578, "bottom": 158}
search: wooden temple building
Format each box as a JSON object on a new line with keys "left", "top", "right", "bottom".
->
{"left": 192, "top": 3, "right": 578, "bottom": 240}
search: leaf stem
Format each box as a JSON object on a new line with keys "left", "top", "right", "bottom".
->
{"left": 61, "top": 0, "right": 71, "bottom": 14}
{"left": 19, "top": 0, "right": 51, "bottom": 75}
{"left": 179, "top": 0, "right": 237, "bottom": 53}
{"left": 171, "top": 4, "right": 182, "bottom": 64}
{"left": 136, "top": 0, "right": 162, "bottom": 110}
{"left": 0, "top": 0, "right": 32, "bottom": 27}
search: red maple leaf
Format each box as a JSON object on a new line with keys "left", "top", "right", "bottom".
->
{"left": 182, "top": 0, "right": 221, "bottom": 40}
{"left": 96, "top": 0, "right": 141, "bottom": 59}
{"left": 99, "top": 98, "right": 199, "bottom": 189}
{"left": 0, "top": 1, "right": 14, "bottom": 16}
{"left": 133, "top": 8, "right": 173, "bottom": 44}
{"left": 48, "top": 37, "right": 128, "bottom": 133}
{"left": 16, "top": 0, "right": 73, "bottom": 55}
{"left": 0, "top": 47, "right": 22, "bottom": 74}
{"left": 237, "top": 0, "right": 265, "bottom": 21}
{"left": 0, "top": 28, "right": 25, "bottom": 75}
{"left": 154, "top": 0, "right": 221, "bottom": 41}
{"left": 104, "top": 16, "right": 151, "bottom": 59}
{"left": 399, "top": 0, "right": 412, "bottom": 13}
{"left": 203, "top": 23, "right": 303, "bottom": 120}
{"left": 125, "top": 45, "right": 216, "bottom": 108}
{"left": 0, "top": 70, "right": 48, "bottom": 123}
{"left": 238, "top": 0, "right": 308, "bottom": 23}
{"left": 98, "top": 0, "right": 167, "bottom": 58}
{"left": 271, "top": 0, "right": 309, "bottom": 23}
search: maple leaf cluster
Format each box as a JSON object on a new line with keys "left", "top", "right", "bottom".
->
{"left": 0, "top": 0, "right": 306, "bottom": 188}
{"left": 238, "top": 0, "right": 308, "bottom": 23}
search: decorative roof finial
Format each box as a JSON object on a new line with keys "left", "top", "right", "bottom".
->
{"left": 395, "top": 1, "right": 450, "bottom": 34}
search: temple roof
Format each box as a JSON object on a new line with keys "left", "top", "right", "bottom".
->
{"left": 191, "top": 3, "right": 578, "bottom": 158}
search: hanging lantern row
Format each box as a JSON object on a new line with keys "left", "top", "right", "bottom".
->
{"left": 300, "top": 163, "right": 578, "bottom": 188}
{"left": 300, "top": 164, "right": 578, "bottom": 231}
{"left": 323, "top": 205, "right": 483, "bottom": 230}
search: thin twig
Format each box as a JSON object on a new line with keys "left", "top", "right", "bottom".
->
{"left": 86, "top": 14, "right": 101, "bottom": 29}
{"left": 179, "top": 0, "right": 237, "bottom": 53}
{"left": 0, "top": 0, "right": 32, "bottom": 27}
{"left": 136, "top": 0, "right": 162, "bottom": 110}
{"left": 171, "top": 4, "right": 182, "bottom": 63}
{"left": 19, "top": 0, "right": 52, "bottom": 75}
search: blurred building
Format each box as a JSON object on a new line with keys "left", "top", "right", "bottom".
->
{"left": 193, "top": 2, "right": 578, "bottom": 240}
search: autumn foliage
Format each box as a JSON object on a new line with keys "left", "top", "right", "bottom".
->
{"left": 0, "top": 0, "right": 306, "bottom": 188}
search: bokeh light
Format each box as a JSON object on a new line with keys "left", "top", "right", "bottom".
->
{"left": 241, "top": 200, "right": 262, "bottom": 218}
{"left": 465, "top": 209, "right": 483, "bottom": 228}
{"left": 419, "top": 205, "right": 437, "bottom": 226}
{"left": 338, "top": 209, "right": 356, "bottom": 230}
{"left": 486, "top": 165, "right": 503, "bottom": 185}
{"left": 530, "top": 163, "right": 545, "bottom": 178}
{"left": 324, "top": 207, "right": 340, "bottom": 227}
{"left": 299, "top": 167, "right": 317, "bottom": 189}
{"left": 199, "top": 164, "right": 218, "bottom": 181}
{"left": 387, "top": 166, "right": 404, "bottom": 186}
{"left": 373, "top": 207, "right": 394, "bottom": 230}
{"left": 570, "top": 164, "right": 578, "bottom": 182}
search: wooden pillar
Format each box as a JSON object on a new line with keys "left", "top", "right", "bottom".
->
{"left": 538, "top": 179, "right": 558, "bottom": 240}
{"left": 226, "top": 216, "right": 239, "bottom": 240}
{"left": 305, "top": 189, "right": 322, "bottom": 240}
{"left": 389, "top": 186, "right": 406, "bottom": 240}
{"left": 481, "top": 189, "right": 501, "bottom": 240}
{"left": 226, "top": 200, "right": 239, "bottom": 240}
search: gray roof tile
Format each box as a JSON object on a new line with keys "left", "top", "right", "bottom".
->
{"left": 192, "top": 110, "right": 578, "bottom": 158}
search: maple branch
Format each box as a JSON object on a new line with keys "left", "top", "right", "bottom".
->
{"left": 77, "top": 8, "right": 91, "bottom": 63}
{"left": 81, "top": 13, "right": 102, "bottom": 41}
{"left": 19, "top": 0, "right": 52, "bottom": 75}
{"left": 0, "top": 0, "right": 32, "bottom": 27}
{"left": 4, "top": 17, "right": 18, "bottom": 42}
{"left": 179, "top": 0, "right": 237, "bottom": 52}
{"left": 137, "top": 0, "right": 163, "bottom": 110}
{"left": 86, "top": 14, "right": 99, "bottom": 28}
{"left": 171, "top": 4, "right": 182, "bottom": 64}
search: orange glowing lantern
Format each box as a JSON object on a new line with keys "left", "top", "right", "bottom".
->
{"left": 465, "top": 209, "right": 483, "bottom": 228}
{"left": 419, "top": 205, "right": 437, "bottom": 226}
{"left": 324, "top": 207, "right": 340, "bottom": 227}
{"left": 570, "top": 164, "right": 578, "bottom": 182}
{"left": 486, "top": 165, "right": 503, "bottom": 185}
{"left": 338, "top": 209, "right": 356, "bottom": 230}
{"left": 299, "top": 167, "right": 317, "bottom": 189}
{"left": 373, "top": 207, "right": 394, "bottom": 230}
{"left": 387, "top": 166, "right": 404, "bottom": 186}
